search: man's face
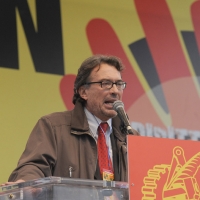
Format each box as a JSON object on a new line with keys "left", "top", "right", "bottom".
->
{"left": 79, "top": 63, "right": 124, "bottom": 121}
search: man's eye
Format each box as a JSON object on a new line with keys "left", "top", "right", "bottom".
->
{"left": 116, "top": 82, "right": 123, "bottom": 85}
{"left": 103, "top": 81, "right": 111, "bottom": 85}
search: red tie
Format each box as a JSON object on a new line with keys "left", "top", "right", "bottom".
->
{"left": 97, "top": 122, "right": 112, "bottom": 176}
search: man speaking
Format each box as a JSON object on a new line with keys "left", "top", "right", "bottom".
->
{"left": 4, "top": 54, "right": 139, "bottom": 185}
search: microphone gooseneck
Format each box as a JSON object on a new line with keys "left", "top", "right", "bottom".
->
{"left": 113, "top": 100, "right": 134, "bottom": 135}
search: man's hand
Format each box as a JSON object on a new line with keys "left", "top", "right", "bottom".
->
{"left": 0, "top": 179, "right": 25, "bottom": 186}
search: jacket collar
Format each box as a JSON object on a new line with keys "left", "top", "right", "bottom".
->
{"left": 71, "top": 100, "right": 90, "bottom": 133}
{"left": 112, "top": 116, "right": 127, "bottom": 142}
{"left": 71, "top": 100, "right": 126, "bottom": 142}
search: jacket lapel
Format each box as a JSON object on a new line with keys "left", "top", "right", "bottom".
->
{"left": 112, "top": 116, "right": 128, "bottom": 182}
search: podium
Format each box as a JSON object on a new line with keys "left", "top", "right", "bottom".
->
{"left": 0, "top": 177, "right": 129, "bottom": 200}
{"left": 127, "top": 135, "right": 200, "bottom": 199}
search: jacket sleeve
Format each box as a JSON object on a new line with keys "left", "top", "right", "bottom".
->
{"left": 8, "top": 117, "right": 57, "bottom": 182}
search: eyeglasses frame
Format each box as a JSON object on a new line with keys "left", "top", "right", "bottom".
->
{"left": 84, "top": 80, "right": 127, "bottom": 90}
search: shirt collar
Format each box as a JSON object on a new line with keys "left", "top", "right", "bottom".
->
{"left": 84, "top": 107, "right": 112, "bottom": 140}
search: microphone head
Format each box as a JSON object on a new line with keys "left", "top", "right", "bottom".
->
{"left": 113, "top": 100, "right": 124, "bottom": 111}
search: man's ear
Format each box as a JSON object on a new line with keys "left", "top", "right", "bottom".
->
{"left": 78, "top": 86, "right": 88, "bottom": 100}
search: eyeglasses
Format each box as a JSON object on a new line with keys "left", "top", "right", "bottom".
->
{"left": 85, "top": 80, "right": 126, "bottom": 90}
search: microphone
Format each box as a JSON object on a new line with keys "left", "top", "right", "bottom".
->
{"left": 113, "top": 100, "right": 134, "bottom": 135}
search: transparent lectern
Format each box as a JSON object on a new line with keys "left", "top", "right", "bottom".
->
{"left": 0, "top": 177, "right": 129, "bottom": 200}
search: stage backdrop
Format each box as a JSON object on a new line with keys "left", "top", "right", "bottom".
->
{"left": 0, "top": 0, "right": 199, "bottom": 183}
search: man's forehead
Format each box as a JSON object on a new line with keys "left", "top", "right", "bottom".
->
{"left": 92, "top": 68, "right": 121, "bottom": 80}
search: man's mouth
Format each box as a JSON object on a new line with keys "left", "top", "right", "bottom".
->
{"left": 104, "top": 100, "right": 117, "bottom": 107}
{"left": 105, "top": 102, "right": 113, "bottom": 106}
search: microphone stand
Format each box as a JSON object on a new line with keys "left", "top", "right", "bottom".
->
{"left": 120, "top": 122, "right": 140, "bottom": 136}
{"left": 120, "top": 122, "right": 134, "bottom": 135}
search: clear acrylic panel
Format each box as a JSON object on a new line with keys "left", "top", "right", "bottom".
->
{"left": 0, "top": 177, "right": 129, "bottom": 200}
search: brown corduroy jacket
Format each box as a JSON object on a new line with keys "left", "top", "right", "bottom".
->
{"left": 9, "top": 101, "right": 128, "bottom": 182}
